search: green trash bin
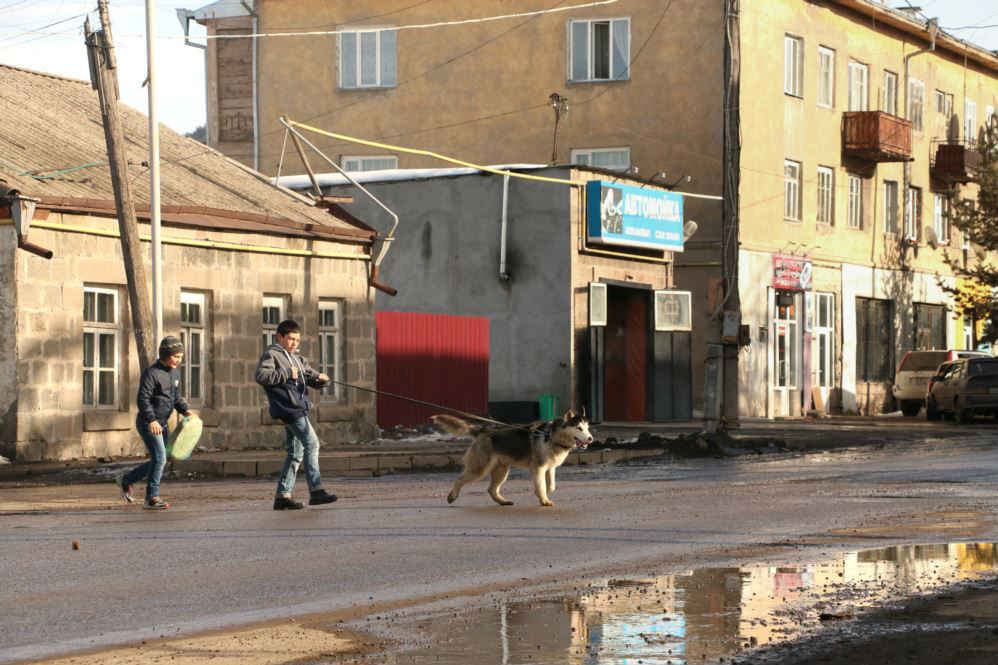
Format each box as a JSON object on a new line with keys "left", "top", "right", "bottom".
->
{"left": 538, "top": 394, "right": 559, "bottom": 421}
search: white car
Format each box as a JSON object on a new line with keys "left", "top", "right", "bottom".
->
{"left": 893, "top": 349, "right": 988, "bottom": 416}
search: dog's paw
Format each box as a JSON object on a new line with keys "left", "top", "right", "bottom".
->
{"left": 499, "top": 500, "right": 513, "bottom": 506}
{"left": 540, "top": 501, "right": 555, "bottom": 507}
{"left": 446, "top": 494, "right": 456, "bottom": 504}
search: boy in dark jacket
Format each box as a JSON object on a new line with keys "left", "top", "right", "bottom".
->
{"left": 255, "top": 320, "right": 338, "bottom": 510}
{"left": 117, "top": 336, "right": 191, "bottom": 510}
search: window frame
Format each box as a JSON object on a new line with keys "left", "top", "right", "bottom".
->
{"left": 847, "top": 173, "right": 863, "bottom": 230}
{"left": 338, "top": 27, "right": 397, "bottom": 89}
{"left": 817, "top": 46, "right": 835, "bottom": 108}
{"left": 848, "top": 60, "right": 868, "bottom": 111}
{"left": 83, "top": 285, "right": 121, "bottom": 410}
{"left": 568, "top": 17, "right": 631, "bottom": 83}
{"left": 262, "top": 295, "right": 286, "bottom": 351}
{"left": 784, "top": 34, "right": 803, "bottom": 98}
{"left": 933, "top": 193, "right": 950, "bottom": 244}
{"left": 812, "top": 292, "right": 835, "bottom": 389}
{"left": 784, "top": 159, "right": 802, "bottom": 221}
{"left": 964, "top": 99, "right": 977, "bottom": 141}
{"left": 317, "top": 299, "right": 345, "bottom": 403}
{"left": 907, "top": 77, "right": 925, "bottom": 132}
{"left": 883, "top": 180, "right": 899, "bottom": 234}
{"left": 570, "top": 146, "right": 631, "bottom": 171}
{"left": 856, "top": 297, "right": 893, "bottom": 382}
{"left": 341, "top": 155, "right": 399, "bottom": 172}
{"left": 882, "top": 70, "right": 898, "bottom": 115}
{"left": 934, "top": 89, "right": 953, "bottom": 117}
{"left": 816, "top": 165, "right": 834, "bottom": 225}
{"left": 904, "top": 186, "right": 922, "bottom": 242}
{"left": 179, "top": 290, "right": 207, "bottom": 405}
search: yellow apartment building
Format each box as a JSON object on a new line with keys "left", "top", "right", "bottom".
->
{"left": 185, "top": 0, "right": 997, "bottom": 419}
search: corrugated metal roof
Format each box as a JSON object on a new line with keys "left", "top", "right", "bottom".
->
{"left": 0, "top": 63, "right": 374, "bottom": 242}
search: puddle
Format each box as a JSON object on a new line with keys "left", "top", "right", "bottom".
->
{"left": 379, "top": 542, "right": 997, "bottom": 665}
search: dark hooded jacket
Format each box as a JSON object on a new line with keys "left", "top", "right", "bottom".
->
{"left": 254, "top": 344, "right": 326, "bottom": 423}
{"left": 137, "top": 361, "right": 190, "bottom": 427}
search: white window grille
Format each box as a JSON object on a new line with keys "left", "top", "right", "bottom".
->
{"left": 882, "top": 70, "right": 897, "bottom": 115}
{"left": 784, "top": 35, "right": 803, "bottom": 97}
{"left": 339, "top": 28, "right": 397, "bottom": 89}
{"left": 904, "top": 186, "right": 921, "bottom": 241}
{"left": 848, "top": 61, "right": 868, "bottom": 111}
{"left": 262, "top": 295, "right": 285, "bottom": 351}
{"left": 908, "top": 78, "right": 924, "bottom": 132}
{"left": 884, "top": 180, "right": 899, "bottom": 234}
{"left": 570, "top": 147, "right": 630, "bottom": 171}
{"left": 964, "top": 99, "right": 977, "bottom": 141}
{"left": 180, "top": 291, "right": 206, "bottom": 403}
{"left": 654, "top": 291, "right": 691, "bottom": 332}
{"left": 817, "top": 166, "right": 834, "bottom": 224}
{"left": 589, "top": 283, "right": 607, "bottom": 327}
{"left": 317, "top": 300, "right": 344, "bottom": 402}
{"left": 569, "top": 18, "right": 630, "bottom": 82}
{"left": 342, "top": 155, "right": 398, "bottom": 172}
{"left": 848, "top": 173, "right": 863, "bottom": 229}
{"left": 817, "top": 46, "right": 834, "bottom": 107}
{"left": 933, "top": 194, "right": 950, "bottom": 244}
{"left": 83, "top": 286, "right": 120, "bottom": 408}
{"left": 784, "top": 160, "right": 801, "bottom": 221}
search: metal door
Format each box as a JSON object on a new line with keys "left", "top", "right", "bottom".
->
{"left": 650, "top": 331, "right": 693, "bottom": 420}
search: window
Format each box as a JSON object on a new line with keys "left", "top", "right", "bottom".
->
{"left": 812, "top": 293, "right": 834, "bottom": 389}
{"left": 817, "top": 46, "right": 834, "bottom": 106}
{"left": 914, "top": 303, "right": 946, "bottom": 350}
{"left": 987, "top": 105, "right": 995, "bottom": 126}
{"left": 339, "top": 28, "right": 397, "bottom": 89}
{"left": 83, "top": 286, "right": 120, "bottom": 408}
{"left": 934, "top": 90, "right": 953, "bottom": 117}
{"left": 904, "top": 186, "right": 921, "bottom": 241}
{"left": 883, "top": 180, "right": 899, "bottom": 234}
{"left": 964, "top": 99, "right": 977, "bottom": 141}
{"left": 342, "top": 155, "right": 398, "bottom": 172}
{"left": 784, "top": 35, "right": 803, "bottom": 97}
{"left": 882, "top": 70, "right": 897, "bottom": 115}
{"left": 848, "top": 61, "right": 868, "bottom": 111}
{"left": 180, "top": 291, "right": 206, "bottom": 403}
{"left": 571, "top": 147, "right": 630, "bottom": 171}
{"left": 653, "top": 291, "right": 692, "bottom": 331}
{"left": 262, "top": 295, "right": 285, "bottom": 351}
{"left": 784, "top": 160, "right": 801, "bottom": 221}
{"left": 817, "top": 166, "right": 834, "bottom": 224}
{"left": 907, "top": 78, "right": 924, "bottom": 132}
{"left": 933, "top": 194, "right": 950, "bottom": 244}
{"left": 569, "top": 18, "right": 630, "bottom": 82}
{"left": 856, "top": 297, "right": 892, "bottom": 382}
{"left": 774, "top": 296, "right": 799, "bottom": 389}
{"left": 847, "top": 174, "right": 863, "bottom": 229}
{"left": 317, "top": 300, "right": 343, "bottom": 402}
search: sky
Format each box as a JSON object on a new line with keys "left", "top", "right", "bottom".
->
{"left": 0, "top": 0, "right": 996, "bottom": 136}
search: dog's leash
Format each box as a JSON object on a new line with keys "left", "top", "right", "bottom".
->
{"left": 318, "top": 377, "right": 540, "bottom": 433}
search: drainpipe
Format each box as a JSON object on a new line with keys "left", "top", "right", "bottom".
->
{"left": 902, "top": 18, "right": 937, "bottom": 245}
{"left": 499, "top": 175, "right": 510, "bottom": 281}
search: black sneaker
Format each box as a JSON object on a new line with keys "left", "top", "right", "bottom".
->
{"left": 117, "top": 474, "right": 134, "bottom": 503}
{"left": 273, "top": 496, "right": 305, "bottom": 510}
{"left": 309, "top": 489, "right": 338, "bottom": 506}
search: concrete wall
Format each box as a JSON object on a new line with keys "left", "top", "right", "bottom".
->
{"left": 10, "top": 212, "right": 377, "bottom": 462}
{"left": 0, "top": 225, "right": 17, "bottom": 458}
{"left": 324, "top": 169, "right": 574, "bottom": 405}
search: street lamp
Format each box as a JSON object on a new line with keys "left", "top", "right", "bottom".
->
{"left": 549, "top": 92, "right": 569, "bottom": 164}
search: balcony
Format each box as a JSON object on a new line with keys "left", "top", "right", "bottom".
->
{"left": 842, "top": 111, "right": 912, "bottom": 162}
{"left": 930, "top": 140, "right": 981, "bottom": 183}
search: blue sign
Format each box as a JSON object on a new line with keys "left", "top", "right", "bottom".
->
{"left": 586, "top": 180, "right": 684, "bottom": 252}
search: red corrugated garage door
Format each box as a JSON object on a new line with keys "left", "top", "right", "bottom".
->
{"left": 375, "top": 311, "right": 489, "bottom": 429}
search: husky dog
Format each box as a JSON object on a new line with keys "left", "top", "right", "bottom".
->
{"left": 432, "top": 409, "right": 593, "bottom": 507}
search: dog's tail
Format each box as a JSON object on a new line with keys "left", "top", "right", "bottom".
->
{"left": 431, "top": 414, "right": 481, "bottom": 437}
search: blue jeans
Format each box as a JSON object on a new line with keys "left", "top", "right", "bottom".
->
{"left": 124, "top": 418, "right": 168, "bottom": 500}
{"left": 275, "top": 415, "right": 323, "bottom": 497}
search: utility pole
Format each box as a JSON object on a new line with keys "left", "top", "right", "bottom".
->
{"left": 85, "top": 1, "right": 156, "bottom": 370}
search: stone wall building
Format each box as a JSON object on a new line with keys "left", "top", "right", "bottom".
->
{"left": 0, "top": 64, "right": 379, "bottom": 462}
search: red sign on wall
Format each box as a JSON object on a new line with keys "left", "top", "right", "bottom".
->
{"left": 773, "top": 255, "right": 813, "bottom": 291}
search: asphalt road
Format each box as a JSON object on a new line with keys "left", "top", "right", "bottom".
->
{"left": 1, "top": 431, "right": 995, "bottom": 664}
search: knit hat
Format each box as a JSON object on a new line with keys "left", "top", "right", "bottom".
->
{"left": 159, "top": 335, "right": 184, "bottom": 359}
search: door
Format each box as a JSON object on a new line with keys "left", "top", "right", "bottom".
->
{"left": 773, "top": 293, "right": 799, "bottom": 417}
{"left": 811, "top": 293, "right": 835, "bottom": 409}
{"left": 604, "top": 287, "right": 647, "bottom": 421}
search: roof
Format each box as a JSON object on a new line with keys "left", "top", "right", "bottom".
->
{"left": 0, "top": 63, "right": 374, "bottom": 243}
{"left": 275, "top": 164, "right": 552, "bottom": 189}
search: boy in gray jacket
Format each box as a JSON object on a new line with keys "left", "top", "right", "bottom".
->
{"left": 255, "top": 319, "right": 338, "bottom": 510}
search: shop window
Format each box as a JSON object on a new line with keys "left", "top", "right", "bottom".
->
{"left": 569, "top": 18, "right": 630, "bottom": 82}
{"left": 914, "top": 303, "right": 946, "bottom": 351}
{"left": 339, "top": 28, "right": 397, "bottom": 89}
{"left": 83, "top": 286, "right": 121, "bottom": 408}
{"left": 342, "top": 155, "right": 398, "bottom": 172}
{"left": 317, "top": 300, "right": 344, "bottom": 402}
{"left": 856, "top": 297, "right": 892, "bottom": 382}
{"left": 882, "top": 70, "right": 897, "bottom": 115}
{"left": 571, "top": 147, "right": 630, "bottom": 171}
{"left": 180, "top": 291, "right": 207, "bottom": 404}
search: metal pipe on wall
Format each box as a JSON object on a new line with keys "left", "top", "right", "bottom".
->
{"left": 145, "top": 0, "right": 163, "bottom": 343}
{"left": 499, "top": 175, "right": 510, "bottom": 280}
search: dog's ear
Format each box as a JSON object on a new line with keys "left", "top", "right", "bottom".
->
{"left": 563, "top": 409, "right": 575, "bottom": 421}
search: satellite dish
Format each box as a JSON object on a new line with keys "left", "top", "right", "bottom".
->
{"left": 924, "top": 226, "right": 939, "bottom": 249}
{"left": 683, "top": 220, "right": 699, "bottom": 241}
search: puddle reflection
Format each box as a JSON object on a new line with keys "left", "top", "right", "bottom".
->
{"left": 384, "top": 542, "right": 996, "bottom": 665}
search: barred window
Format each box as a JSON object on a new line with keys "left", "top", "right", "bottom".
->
{"left": 83, "top": 286, "right": 120, "bottom": 408}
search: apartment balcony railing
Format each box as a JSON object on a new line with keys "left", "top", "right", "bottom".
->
{"left": 930, "top": 139, "right": 981, "bottom": 183}
{"left": 842, "top": 111, "right": 913, "bottom": 162}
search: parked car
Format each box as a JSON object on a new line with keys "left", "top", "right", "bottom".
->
{"left": 925, "top": 357, "right": 998, "bottom": 423}
{"left": 893, "top": 349, "right": 988, "bottom": 416}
